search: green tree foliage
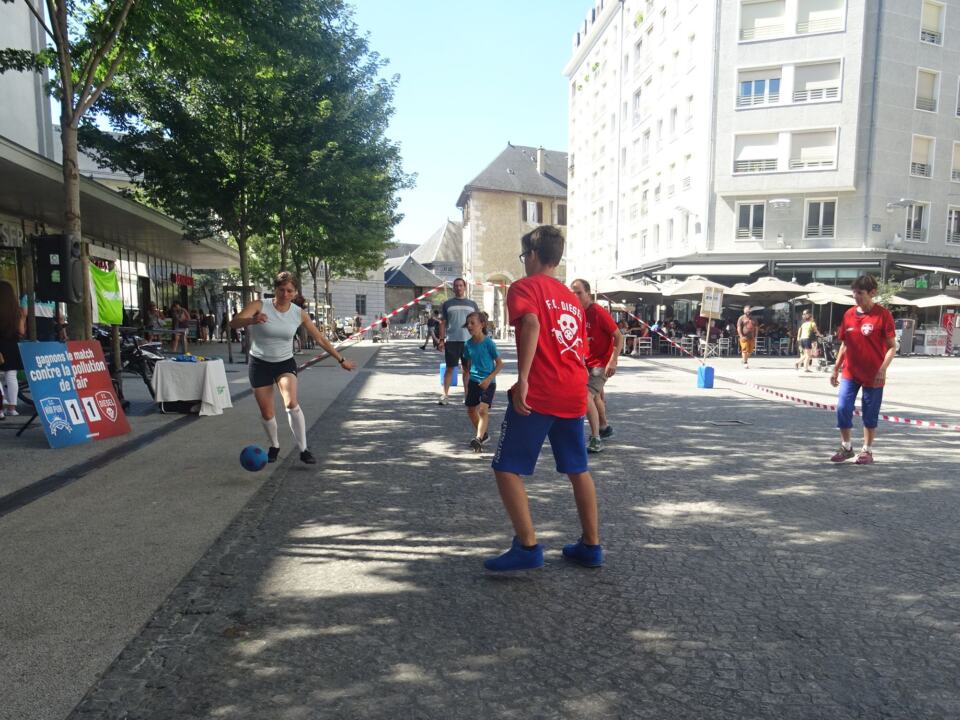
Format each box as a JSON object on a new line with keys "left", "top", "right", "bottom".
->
{"left": 81, "top": 0, "right": 411, "bottom": 305}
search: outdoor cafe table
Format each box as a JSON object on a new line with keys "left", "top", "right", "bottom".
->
{"left": 152, "top": 358, "right": 233, "bottom": 416}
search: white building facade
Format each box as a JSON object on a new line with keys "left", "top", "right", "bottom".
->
{"left": 565, "top": 0, "right": 960, "bottom": 290}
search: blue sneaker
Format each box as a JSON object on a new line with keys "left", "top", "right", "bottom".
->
{"left": 562, "top": 538, "right": 604, "bottom": 568}
{"left": 483, "top": 537, "right": 544, "bottom": 572}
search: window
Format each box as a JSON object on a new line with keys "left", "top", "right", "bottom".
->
{"left": 736, "top": 202, "right": 765, "bottom": 239}
{"left": 793, "top": 61, "right": 841, "bottom": 103}
{"left": 521, "top": 200, "right": 543, "bottom": 223}
{"left": 921, "top": 1, "right": 944, "bottom": 45}
{"left": 640, "top": 229, "right": 648, "bottom": 255}
{"left": 734, "top": 133, "right": 779, "bottom": 173}
{"left": 790, "top": 130, "right": 837, "bottom": 170}
{"left": 737, "top": 75, "right": 781, "bottom": 107}
{"left": 669, "top": 107, "right": 677, "bottom": 135}
{"left": 952, "top": 142, "right": 960, "bottom": 182}
{"left": 556, "top": 204, "right": 567, "bottom": 226}
{"left": 805, "top": 199, "right": 836, "bottom": 238}
{"left": 656, "top": 118, "right": 663, "bottom": 148}
{"left": 668, "top": 218, "right": 674, "bottom": 246}
{"left": 634, "top": 39, "right": 644, "bottom": 64}
{"left": 355, "top": 294, "right": 367, "bottom": 315}
{"left": 916, "top": 69, "right": 939, "bottom": 112}
{"left": 910, "top": 135, "right": 934, "bottom": 178}
{"left": 632, "top": 89, "right": 643, "bottom": 123}
{"left": 641, "top": 130, "right": 650, "bottom": 164}
{"left": 685, "top": 95, "right": 694, "bottom": 126}
{"left": 905, "top": 203, "right": 928, "bottom": 241}
{"left": 740, "top": 0, "right": 786, "bottom": 41}
{"left": 641, "top": 188, "right": 649, "bottom": 214}
{"left": 654, "top": 184, "right": 661, "bottom": 201}
{"left": 948, "top": 207, "right": 960, "bottom": 245}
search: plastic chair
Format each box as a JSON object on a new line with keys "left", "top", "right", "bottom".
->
{"left": 636, "top": 337, "right": 653, "bottom": 356}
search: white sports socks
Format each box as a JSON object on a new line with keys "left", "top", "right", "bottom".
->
{"left": 286, "top": 405, "right": 307, "bottom": 452}
{"left": 261, "top": 416, "right": 279, "bottom": 448}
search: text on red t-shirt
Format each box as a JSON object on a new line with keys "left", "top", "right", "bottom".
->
{"left": 507, "top": 274, "right": 588, "bottom": 418}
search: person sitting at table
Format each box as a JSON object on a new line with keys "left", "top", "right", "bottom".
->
{"left": 231, "top": 271, "right": 357, "bottom": 465}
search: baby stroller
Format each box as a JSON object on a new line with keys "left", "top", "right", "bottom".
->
{"left": 816, "top": 337, "right": 837, "bottom": 372}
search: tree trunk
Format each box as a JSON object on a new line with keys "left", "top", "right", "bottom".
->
{"left": 307, "top": 256, "right": 320, "bottom": 325}
{"left": 323, "top": 261, "right": 333, "bottom": 333}
{"left": 61, "top": 124, "right": 91, "bottom": 340}
{"left": 23, "top": 229, "right": 37, "bottom": 340}
{"left": 279, "top": 216, "right": 288, "bottom": 269}
{"left": 237, "top": 230, "right": 250, "bottom": 305}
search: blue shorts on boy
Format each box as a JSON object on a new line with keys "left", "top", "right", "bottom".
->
{"left": 492, "top": 398, "right": 589, "bottom": 476}
{"left": 465, "top": 380, "right": 496, "bottom": 407}
{"left": 462, "top": 335, "right": 499, "bottom": 382}
{"left": 836, "top": 378, "right": 884, "bottom": 429}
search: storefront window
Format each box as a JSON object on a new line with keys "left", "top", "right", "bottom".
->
{"left": 0, "top": 249, "right": 19, "bottom": 294}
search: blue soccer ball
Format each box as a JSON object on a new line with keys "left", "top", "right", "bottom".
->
{"left": 240, "top": 445, "right": 268, "bottom": 472}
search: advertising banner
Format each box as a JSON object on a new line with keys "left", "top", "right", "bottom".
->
{"left": 19, "top": 341, "right": 131, "bottom": 449}
{"left": 89, "top": 264, "right": 123, "bottom": 325}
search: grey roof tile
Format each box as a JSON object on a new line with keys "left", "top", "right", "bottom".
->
{"left": 457, "top": 143, "right": 567, "bottom": 207}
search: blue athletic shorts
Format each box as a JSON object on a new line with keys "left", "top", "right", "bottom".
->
{"left": 491, "top": 399, "right": 588, "bottom": 476}
{"left": 836, "top": 378, "right": 884, "bottom": 429}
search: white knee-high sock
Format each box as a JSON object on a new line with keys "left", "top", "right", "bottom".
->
{"left": 261, "top": 416, "right": 279, "bottom": 448}
{"left": 286, "top": 405, "right": 307, "bottom": 452}
{"left": 2, "top": 370, "right": 17, "bottom": 408}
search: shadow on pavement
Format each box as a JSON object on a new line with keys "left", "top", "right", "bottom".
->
{"left": 69, "top": 342, "right": 960, "bottom": 720}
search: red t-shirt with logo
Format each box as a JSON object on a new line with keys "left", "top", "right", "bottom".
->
{"left": 838, "top": 304, "right": 895, "bottom": 387}
{"left": 585, "top": 302, "right": 619, "bottom": 368}
{"left": 507, "top": 274, "right": 588, "bottom": 418}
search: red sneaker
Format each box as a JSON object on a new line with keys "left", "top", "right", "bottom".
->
{"left": 830, "top": 446, "right": 855, "bottom": 462}
{"left": 855, "top": 450, "right": 874, "bottom": 465}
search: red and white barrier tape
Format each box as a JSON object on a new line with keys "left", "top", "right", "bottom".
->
{"left": 599, "top": 295, "right": 704, "bottom": 364}
{"left": 298, "top": 282, "right": 449, "bottom": 372}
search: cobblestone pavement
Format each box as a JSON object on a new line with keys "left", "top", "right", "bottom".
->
{"left": 70, "top": 343, "right": 960, "bottom": 719}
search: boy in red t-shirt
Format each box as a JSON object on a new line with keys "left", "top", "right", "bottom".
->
{"left": 485, "top": 226, "right": 602, "bottom": 572}
{"left": 829, "top": 274, "right": 897, "bottom": 464}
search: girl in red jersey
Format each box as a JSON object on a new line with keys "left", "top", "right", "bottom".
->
{"left": 829, "top": 275, "right": 896, "bottom": 464}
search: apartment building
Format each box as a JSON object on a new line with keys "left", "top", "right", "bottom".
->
{"left": 565, "top": 0, "right": 960, "bottom": 291}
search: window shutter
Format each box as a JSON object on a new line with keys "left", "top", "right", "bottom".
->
{"left": 536, "top": 202, "right": 543, "bottom": 223}
{"left": 558, "top": 204, "right": 567, "bottom": 226}
{"left": 521, "top": 200, "right": 527, "bottom": 222}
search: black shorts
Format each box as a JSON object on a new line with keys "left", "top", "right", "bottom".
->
{"left": 465, "top": 380, "right": 496, "bottom": 407}
{"left": 800, "top": 338, "right": 813, "bottom": 350}
{"left": 248, "top": 356, "right": 298, "bottom": 388}
{"left": 444, "top": 341, "right": 467, "bottom": 368}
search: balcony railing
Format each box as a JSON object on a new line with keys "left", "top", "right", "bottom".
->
{"left": 905, "top": 227, "right": 927, "bottom": 241}
{"left": 736, "top": 92, "right": 779, "bottom": 107}
{"left": 920, "top": 28, "right": 942, "bottom": 45}
{"left": 952, "top": 169, "right": 960, "bottom": 182}
{"left": 916, "top": 96, "right": 937, "bottom": 112}
{"left": 682, "top": 176, "right": 691, "bottom": 190}
{"left": 911, "top": 162, "right": 932, "bottom": 177}
{"left": 736, "top": 227, "right": 764, "bottom": 239}
{"left": 948, "top": 231, "right": 960, "bottom": 244}
{"left": 793, "top": 86, "right": 839, "bottom": 103}
{"left": 734, "top": 158, "right": 777, "bottom": 173}
{"left": 796, "top": 16, "right": 843, "bottom": 34}
{"left": 740, "top": 24, "right": 784, "bottom": 41}
{"left": 805, "top": 225, "right": 835, "bottom": 238}
{"left": 789, "top": 156, "right": 836, "bottom": 170}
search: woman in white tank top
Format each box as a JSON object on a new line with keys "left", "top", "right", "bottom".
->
{"left": 231, "top": 271, "right": 357, "bottom": 464}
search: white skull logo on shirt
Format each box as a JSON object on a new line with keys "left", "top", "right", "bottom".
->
{"left": 553, "top": 313, "right": 584, "bottom": 356}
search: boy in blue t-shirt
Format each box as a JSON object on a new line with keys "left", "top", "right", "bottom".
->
{"left": 462, "top": 311, "right": 503, "bottom": 452}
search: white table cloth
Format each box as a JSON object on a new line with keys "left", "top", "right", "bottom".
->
{"left": 152, "top": 359, "right": 233, "bottom": 416}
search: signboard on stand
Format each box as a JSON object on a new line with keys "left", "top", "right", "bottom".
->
{"left": 18, "top": 341, "right": 131, "bottom": 449}
{"left": 700, "top": 285, "right": 724, "bottom": 320}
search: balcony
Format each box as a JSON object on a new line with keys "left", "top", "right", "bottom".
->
{"left": 805, "top": 224, "right": 835, "bottom": 238}
{"left": 736, "top": 92, "right": 780, "bottom": 107}
{"left": 740, "top": 23, "right": 784, "bottom": 41}
{"left": 736, "top": 227, "right": 763, "bottom": 239}
{"left": 948, "top": 232, "right": 960, "bottom": 244}
{"left": 905, "top": 227, "right": 927, "bottom": 241}
{"left": 734, "top": 158, "right": 777, "bottom": 173}
{"left": 916, "top": 96, "right": 937, "bottom": 112}
{"left": 793, "top": 86, "right": 839, "bottom": 103}
{"left": 920, "top": 28, "right": 942, "bottom": 45}
{"left": 682, "top": 176, "right": 691, "bottom": 190}
{"left": 952, "top": 169, "right": 960, "bottom": 182}
{"left": 789, "top": 156, "right": 836, "bottom": 170}
{"left": 911, "top": 162, "right": 932, "bottom": 177}
{"left": 796, "top": 16, "right": 842, "bottom": 34}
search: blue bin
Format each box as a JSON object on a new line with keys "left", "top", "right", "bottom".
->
{"left": 440, "top": 363, "right": 459, "bottom": 387}
{"left": 697, "top": 365, "right": 714, "bottom": 389}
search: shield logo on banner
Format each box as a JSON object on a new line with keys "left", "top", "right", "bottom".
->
{"left": 40, "top": 397, "right": 72, "bottom": 435}
{"left": 95, "top": 391, "right": 118, "bottom": 422}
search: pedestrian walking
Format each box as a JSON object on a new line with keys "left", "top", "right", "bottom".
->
{"left": 571, "top": 278, "right": 624, "bottom": 453}
{"left": 485, "top": 225, "right": 602, "bottom": 572}
{"left": 231, "top": 271, "right": 356, "bottom": 465}
{"left": 437, "top": 278, "right": 478, "bottom": 405}
{"left": 170, "top": 301, "right": 191, "bottom": 353}
{"left": 462, "top": 311, "right": 503, "bottom": 452}
{"left": 380, "top": 316, "right": 389, "bottom": 343}
{"left": 795, "top": 309, "right": 821, "bottom": 372}
{"left": 0, "top": 280, "right": 26, "bottom": 418}
{"left": 829, "top": 274, "right": 896, "bottom": 465}
{"left": 420, "top": 310, "right": 440, "bottom": 350}
{"left": 737, "top": 305, "right": 757, "bottom": 367}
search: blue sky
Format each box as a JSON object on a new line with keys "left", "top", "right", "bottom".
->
{"left": 349, "top": 1, "right": 589, "bottom": 247}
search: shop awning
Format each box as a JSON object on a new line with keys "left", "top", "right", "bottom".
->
{"left": 896, "top": 263, "right": 960, "bottom": 275}
{"left": 0, "top": 135, "right": 239, "bottom": 270}
{"left": 658, "top": 262, "right": 765, "bottom": 277}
